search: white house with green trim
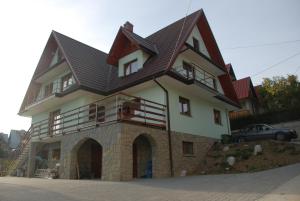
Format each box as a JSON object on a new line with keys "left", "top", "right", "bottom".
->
{"left": 11, "top": 9, "right": 239, "bottom": 181}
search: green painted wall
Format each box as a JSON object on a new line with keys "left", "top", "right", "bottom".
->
{"left": 31, "top": 96, "right": 95, "bottom": 124}
{"left": 132, "top": 83, "right": 230, "bottom": 139}
{"left": 167, "top": 86, "right": 229, "bottom": 139}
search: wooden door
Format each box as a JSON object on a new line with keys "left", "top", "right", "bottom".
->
{"left": 91, "top": 143, "right": 102, "bottom": 179}
{"left": 133, "top": 143, "right": 138, "bottom": 178}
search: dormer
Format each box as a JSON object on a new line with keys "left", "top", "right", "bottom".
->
{"left": 107, "top": 22, "right": 158, "bottom": 77}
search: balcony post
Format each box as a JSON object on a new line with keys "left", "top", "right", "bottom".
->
{"left": 143, "top": 99, "right": 146, "bottom": 124}
{"left": 38, "top": 124, "right": 41, "bottom": 140}
{"left": 77, "top": 108, "right": 80, "bottom": 131}
{"left": 95, "top": 103, "right": 98, "bottom": 124}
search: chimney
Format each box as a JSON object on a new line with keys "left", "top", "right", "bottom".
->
{"left": 123, "top": 21, "right": 133, "bottom": 32}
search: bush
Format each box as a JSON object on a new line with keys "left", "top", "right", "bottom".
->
{"left": 231, "top": 107, "right": 300, "bottom": 130}
{"left": 221, "top": 134, "right": 233, "bottom": 144}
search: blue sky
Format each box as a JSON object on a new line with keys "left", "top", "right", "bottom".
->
{"left": 0, "top": 0, "right": 299, "bottom": 133}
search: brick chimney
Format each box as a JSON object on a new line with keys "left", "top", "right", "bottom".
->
{"left": 123, "top": 21, "right": 133, "bottom": 32}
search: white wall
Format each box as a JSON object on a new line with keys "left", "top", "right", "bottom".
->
{"left": 132, "top": 82, "right": 230, "bottom": 139}
{"left": 186, "top": 26, "right": 210, "bottom": 58}
{"left": 118, "top": 50, "right": 150, "bottom": 77}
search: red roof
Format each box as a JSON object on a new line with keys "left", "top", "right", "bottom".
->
{"left": 232, "top": 77, "right": 253, "bottom": 99}
{"left": 225, "top": 64, "right": 232, "bottom": 73}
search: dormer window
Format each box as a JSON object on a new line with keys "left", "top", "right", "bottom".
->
{"left": 124, "top": 59, "right": 138, "bottom": 76}
{"left": 61, "top": 73, "right": 74, "bottom": 91}
{"left": 193, "top": 37, "right": 199, "bottom": 52}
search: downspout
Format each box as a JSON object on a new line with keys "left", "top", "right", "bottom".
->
{"left": 153, "top": 78, "right": 174, "bottom": 177}
{"left": 225, "top": 109, "right": 231, "bottom": 135}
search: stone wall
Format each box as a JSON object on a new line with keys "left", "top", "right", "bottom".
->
{"left": 171, "top": 131, "right": 215, "bottom": 176}
{"left": 27, "top": 122, "right": 216, "bottom": 181}
{"left": 60, "top": 123, "right": 122, "bottom": 181}
{"left": 119, "top": 123, "right": 171, "bottom": 181}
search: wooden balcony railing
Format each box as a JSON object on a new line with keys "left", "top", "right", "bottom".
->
{"left": 172, "top": 62, "right": 217, "bottom": 90}
{"left": 4, "top": 93, "right": 166, "bottom": 176}
{"left": 30, "top": 92, "right": 167, "bottom": 139}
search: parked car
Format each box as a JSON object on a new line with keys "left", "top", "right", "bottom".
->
{"left": 232, "top": 124, "right": 298, "bottom": 142}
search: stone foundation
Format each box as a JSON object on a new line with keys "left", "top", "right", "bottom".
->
{"left": 27, "top": 122, "right": 215, "bottom": 181}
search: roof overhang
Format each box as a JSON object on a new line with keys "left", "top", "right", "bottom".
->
{"left": 34, "top": 60, "right": 69, "bottom": 83}
{"left": 160, "top": 74, "right": 239, "bottom": 110}
{"left": 19, "top": 88, "right": 103, "bottom": 117}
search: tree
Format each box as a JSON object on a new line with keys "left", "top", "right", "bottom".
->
{"left": 258, "top": 75, "right": 300, "bottom": 111}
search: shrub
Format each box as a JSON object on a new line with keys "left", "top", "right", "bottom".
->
{"left": 221, "top": 134, "right": 233, "bottom": 144}
{"left": 231, "top": 107, "right": 300, "bottom": 130}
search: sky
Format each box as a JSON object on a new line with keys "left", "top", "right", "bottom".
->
{"left": 0, "top": 0, "right": 299, "bottom": 134}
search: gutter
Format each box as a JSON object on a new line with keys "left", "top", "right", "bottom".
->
{"left": 153, "top": 78, "right": 174, "bottom": 177}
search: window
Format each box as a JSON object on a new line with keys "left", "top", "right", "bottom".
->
{"left": 182, "top": 61, "right": 194, "bottom": 79}
{"left": 89, "top": 104, "right": 105, "bottom": 122}
{"left": 179, "top": 96, "right": 191, "bottom": 116}
{"left": 44, "top": 83, "right": 53, "bottom": 97}
{"left": 52, "top": 149, "right": 61, "bottom": 160}
{"left": 61, "top": 73, "right": 73, "bottom": 91}
{"left": 193, "top": 37, "right": 200, "bottom": 52}
{"left": 124, "top": 59, "right": 138, "bottom": 76}
{"left": 213, "top": 109, "right": 222, "bottom": 125}
{"left": 182, "top": 141, "right": 194, "bottom": 155}
{"left": 49, "top": 110, "right": 61, "bottom": 135}
{"left": 213, "top": 79, "right": 217, "bottom": 90}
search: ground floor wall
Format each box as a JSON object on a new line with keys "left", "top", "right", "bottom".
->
{"left": 27, "top": 123, "right": 216, "bottom": 181}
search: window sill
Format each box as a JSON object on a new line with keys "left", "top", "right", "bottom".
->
{"left": 180, "top": 113, "right": 192, "bottom": 117}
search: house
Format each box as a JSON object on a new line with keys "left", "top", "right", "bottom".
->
{"left": 0, "top": 133, "right": 9, "bottom": 160}
{"left": 0, "top": 133, "right": 8, "bottom": 143}
{"left": 15, "top": 9, "right": 239, "bottom": 181}
{"left": 8, "top": 130, "right": 26, "bottom": 149}
{"left": 226, "top": 64, "right": 259, "bottom": 119}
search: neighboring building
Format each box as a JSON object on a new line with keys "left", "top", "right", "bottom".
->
{"left": 8, "top": 130, "right": 26, "bottom": 149}
{"left": 15, "top": 9, "right": 239, "bottom": 180}
{"left": 0, "top": 133, "right": 8, "bottom": 143}
{"left": 226, "top": 64, "right": 259, "bottom": 119}
{"left": 225, "top": 63, "right": 237, "bottom": 82}
{"left": 0, "top": 133, "right": 9, "bottom": 159}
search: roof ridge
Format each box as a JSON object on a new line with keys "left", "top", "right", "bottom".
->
{"left": 52, "top": 30, "right": 108, "bottom": 56}
{"left": 146, "top": 9, "right": 202, "bottom": 39}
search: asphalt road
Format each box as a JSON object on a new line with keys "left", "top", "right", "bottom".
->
{"left": 1, "top": 163, "right": 300, "bottom": 201}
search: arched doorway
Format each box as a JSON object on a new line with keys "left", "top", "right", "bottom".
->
{"left": 77, "top": 139, "right": 102, "bottom": 179}
{"left": 132, "top": 135, "right": 153, "bottom": 178}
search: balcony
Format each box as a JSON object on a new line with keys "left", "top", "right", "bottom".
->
{"left": 23, "top": 77, "right": 77, "bottom": 116}
{"left": 180, "top": 43, "right": 227, "bottom": 76}
{"left": 171, "top": 62, "right": 218, "bottom": 91}
{"left": 30, "top": 93, "right": 167, "bottom": 140}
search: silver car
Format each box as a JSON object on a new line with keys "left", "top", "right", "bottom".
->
{"left": 232, "top": 124, "right": 298, "bottom": 142}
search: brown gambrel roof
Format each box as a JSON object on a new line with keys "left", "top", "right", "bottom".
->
{"left": 20, "top": 9, "right": 240, "bottom": 113}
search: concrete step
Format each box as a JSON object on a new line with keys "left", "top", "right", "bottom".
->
{"left": 34, "top": 169, "right": 58, "bottom": 179}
